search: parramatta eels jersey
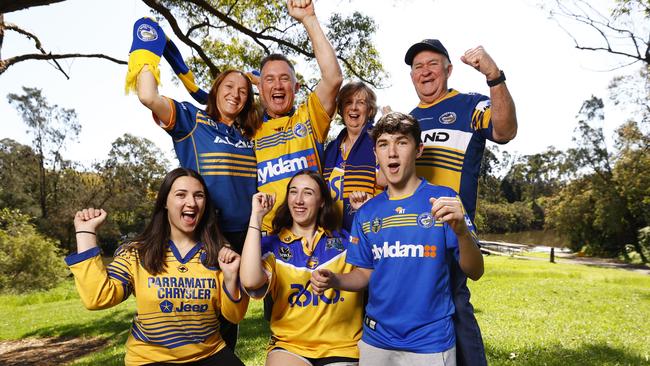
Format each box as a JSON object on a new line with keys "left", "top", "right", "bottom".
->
{"left": 347, "top": 178, "right": 478, "bottom": 353}
{"left": 66, "top": 243, "right": 248, "bottom": 365}
{"left": 154, "top": 98, "right": 257, "bottom": 232}
{"left": 247, "top": 227, "right": 363, "bottom": 359}
{"left": 411, "top": 89, "right": 499, "bottom": 221}
{"left": 253, "top": 93, "right": 331, "bottom": 232}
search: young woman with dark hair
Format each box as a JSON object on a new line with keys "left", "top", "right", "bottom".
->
{"left": 240, "top": 170, "right": 363, "bottom": 366}
{"left": 66, "top": 168, "right": 248, "bottom": 366}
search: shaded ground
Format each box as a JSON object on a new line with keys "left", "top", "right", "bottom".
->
{"left": 0, "top": 337, "right": 107, "bottom": 366}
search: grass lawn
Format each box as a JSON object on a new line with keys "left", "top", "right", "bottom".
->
{"left": 1, "top": 256, "right": 649, "bottom": 365}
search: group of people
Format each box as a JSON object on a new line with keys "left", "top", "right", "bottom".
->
{"left": 65, "top": 1, "right": 517, "bottom": 365}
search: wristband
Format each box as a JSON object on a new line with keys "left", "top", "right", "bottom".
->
{"left": 487, "top": 70, "right": 506, "bottom": 87}
{"left": 248, "top": 225, "right": 261, "bottom": 232}
{"left": 75, "top": 231, "right": 96, "bottom": 235}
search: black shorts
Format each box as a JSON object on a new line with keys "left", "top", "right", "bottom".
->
{"left": 144, "top": 346, "right": 245, "bottom": 366}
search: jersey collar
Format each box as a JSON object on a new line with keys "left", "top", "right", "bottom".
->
{"left": 278, "top": 226, "right": 327, "bottom": 255}
{"left": 417, "top": 89, "right": 459, "bottom": 109}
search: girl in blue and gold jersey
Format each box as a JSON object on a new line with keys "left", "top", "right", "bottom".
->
{"left": 240, "top": 170, "right": 363, "bottom": 366}
{"left": 66, "top": 168, "right": 248, "bottom": 366}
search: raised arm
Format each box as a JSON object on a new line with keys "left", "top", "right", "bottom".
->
{"left": 137, "top": 65, "right": 172, "bottom": 123}
{"left": 68, "top": 208, "right": 132, "bottom": 310}
{"left": 430, "top": 197, "right": 484, "bottom": 280}
{"left": 288, "top": 0, "right": 342, "bottom": 116}
{"left": 461, "top": 46, "right": 517, "bottom": 142}
{"left": 240, "top": 192, "right": 276, "bottom": 291}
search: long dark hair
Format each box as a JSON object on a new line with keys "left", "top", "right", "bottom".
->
{"left": 272, "top": 170, "right": 340, "bottom": 235}
{"left": 124, "top": 168, "right": 226, "bottom": 275}
{"left": 205, "top": 69, "right": 261, "bottom": 139}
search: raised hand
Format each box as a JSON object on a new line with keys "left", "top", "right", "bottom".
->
{"left": 310, "top": 268, "right": 337, "bottom": 295}
{"left": 349, "top": 191, "right": 372, "bottom": 211}
{"left": 287, "top": 0, "right": 315, "bottom": 23}
{"left": 251, "top": 192, "right": 275, "bottom": 219}
{"left": 460, "top": 46, "right": 500, "bottom": 81}
{"left": 73, "top": 208, "right": 107, "bottom": 233}
{"left": 429, "top": 197, "right": 469, "bottom": 236}
{"left": 218, "top": 246, "right": 241, "bottom": 280}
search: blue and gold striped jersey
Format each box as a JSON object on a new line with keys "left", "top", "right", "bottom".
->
{"left": 155, "top": 98, "right": 257, "bottom": 232}
{"left": 411, "top": 89, "right": 497, "bottom": 221}
{"left": 247, "top": 227, "right": 363, "bottom": 359}
{"left": 66, "top": 243, "right": 248, "bottom": 366}
{"left": 253, "top": 93, "right": 331, "bottom": 232}
{"left": 347, "top": 178, "right": 477, "bottom": 353}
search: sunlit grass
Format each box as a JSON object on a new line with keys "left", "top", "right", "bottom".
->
{"left": 3, "top": 257, "right": 649, "bottom": 365}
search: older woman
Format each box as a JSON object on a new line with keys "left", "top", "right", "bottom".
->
{"left": 323, "top": 81, "right": 382, "bottom": 231}
{"left": 240, "top": 170, "right": 363, "bottom": 366}
{"left": 66, "top": 168, "right": 248, "bottom": 366}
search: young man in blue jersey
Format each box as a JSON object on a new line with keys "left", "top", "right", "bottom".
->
{"left": 404, "top": 39, "right": 518, "bottom": 366}
{"left": 311, "top": 112, "right": 484, "bottom": 366}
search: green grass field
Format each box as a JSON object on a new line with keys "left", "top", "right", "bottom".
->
{"left": 2, "top": 256, "right": 649, "bottom": 365}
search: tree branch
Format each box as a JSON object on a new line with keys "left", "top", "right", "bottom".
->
{"left": 180, "top": 0, "right": 377, "bottom": 85}
{"left": 0, "top": 0, "right": 66, "bottom": 14}
{"left": 0, "top": 53, "right": 126, "bottom": 76}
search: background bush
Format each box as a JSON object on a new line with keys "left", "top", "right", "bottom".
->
{"left": 0, "top": 208, "right": 67, "bottom": 293}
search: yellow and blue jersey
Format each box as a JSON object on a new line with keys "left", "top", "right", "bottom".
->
{"left": 253, "top": 93, "right": 331, "bottom": 232}
{"left": 247, "top": 227, "right": 363, "bottom": 359}
{"left": 66, "top": 243, "right": 248, "bottom": 366}
{"left": 346, "top": 178, "right": 477, "bottom": 353}
{"left": 323, "top": 122, "right": 381, "bottom": 231}
{"left": 155, "top": 98, "right": 257, "bottom": 232}
{"left": 411, "top": 89, "right": 498, "bottom": 221}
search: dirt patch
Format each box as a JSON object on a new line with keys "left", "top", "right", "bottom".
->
{"left": 0, "top": 337, "right": 108, "bottom": 366}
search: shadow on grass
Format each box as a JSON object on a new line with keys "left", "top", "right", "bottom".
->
{"left": 486, "top": 342, "right": 648, "bottom": 365}
{"left": 23, "top": 310, "right": 133, "bottom": 339}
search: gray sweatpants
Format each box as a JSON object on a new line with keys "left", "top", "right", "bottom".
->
{"left": 358, "top": 340, "right": 456, "bottom": 366}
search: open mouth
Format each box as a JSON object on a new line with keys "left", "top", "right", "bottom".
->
{"left": 271, "top": 93, "right": 286, "bottom": 104}
{"left": 387, "top": 162, "right": 400, "bottom": 174}
{"left": 181, "top": 210, "right": 198, "bottom": 225}
{"left": 292, "top": 206, "right": 307, "bottom": 215}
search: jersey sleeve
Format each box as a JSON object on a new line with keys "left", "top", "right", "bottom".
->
{"left": 65, "top": 246, "right": 134, "bottom": 310}
{"left": 469, "top": 94, "right": 497, "bottom": 142}
{"left": 216, "top": 271, "right": 250, "bottom": 324}
{"left": 345, "top": 211, "right": 374, "bottom": 269}
{"left": 305, "top": 92, "right": 332, "bottom": 143}
{"left": 152, "top": 98, "right": 198, "bottom": 140}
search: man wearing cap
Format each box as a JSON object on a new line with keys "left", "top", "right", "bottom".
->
{"left": 404, "top": 39, "right": 517, "bottom": 366}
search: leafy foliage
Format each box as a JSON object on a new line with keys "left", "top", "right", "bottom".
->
{"left": 0, "top": 208, "right": 67, "bottom": 293}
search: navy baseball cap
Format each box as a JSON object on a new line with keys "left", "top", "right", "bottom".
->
{"left": 404, "top": 39, "right": 450, "bottom": 65}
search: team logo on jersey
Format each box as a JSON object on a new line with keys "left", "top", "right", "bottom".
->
{"left": 177, "top": 264, "right": 188, "bottom": 273}
{"left": 417, "top": 212, "right": 435, "bottom": 228}
{"left": 349, "top": 235, "right": 359, "bottom": 245}
{"left": 293, "top": 123, "right": 308, "bottom": 138}
{"left": 137, "top": 24, "right": 158, "bottom": 41}
{"left": 439, "top": 111, "right": 457, "bottom": 125}
{"left": 278, "top": 246, "right": 293, "bottom": 261}
{"left": 371, "top": 217, "right": 382, "bottom": 233}
{"left": 395, "top": 206, "right": 405, "bottom": 214}
{"left": 257, "top": 150, "right": 319, "bottom": 185}
{"left": 326, "top": 237, "right": 344, "bottom": 251}
{"left": 213, "top": 135, "right": 254, "bottom": 148}
{"left": 306, "top": 256, "right": 319, "bottom": 269}
{"left": 159, "top": 300, "right": 174, "bottom": 313}
{"left": 371, "top": 241, "right": 438, "bottom": 259}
